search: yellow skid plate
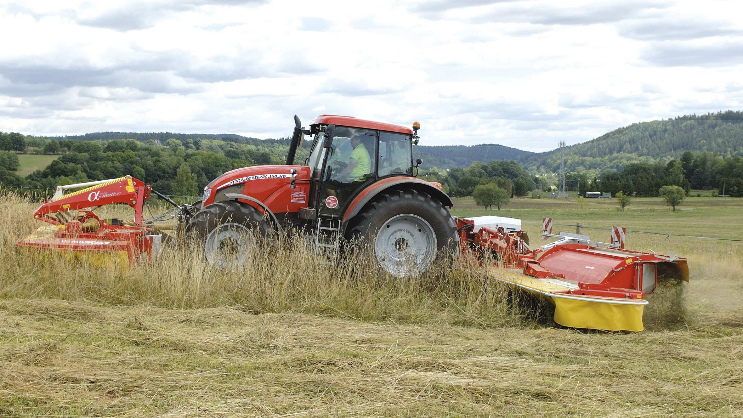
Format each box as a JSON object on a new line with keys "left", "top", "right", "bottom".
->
{"left": 489, "top": 268, "right": 646, "bottom": 332}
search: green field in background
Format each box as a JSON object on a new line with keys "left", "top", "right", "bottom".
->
{"left": 451, "top": 195, "right": 743, "bottom": 241}
{"left": 15, "top": 154, "right": 59, "bottom": 177}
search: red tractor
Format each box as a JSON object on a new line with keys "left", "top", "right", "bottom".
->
{"left": 186, "top": 115, "right": 458, "bottom": 277}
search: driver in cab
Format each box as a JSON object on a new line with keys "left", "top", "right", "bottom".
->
{"left": 338, "top": 135, "right": 371, "bottom": 181}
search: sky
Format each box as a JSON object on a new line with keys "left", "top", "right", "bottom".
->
{"left": 1, "top": 0, "right": 742, "bottom": 152}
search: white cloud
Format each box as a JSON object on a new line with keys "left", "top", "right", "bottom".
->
{"left": 0, "top": 0, "right": 742, "bottom": 151}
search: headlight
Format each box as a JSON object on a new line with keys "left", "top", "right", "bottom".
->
{"left": 202, "top": 187, "right": 212, "bottom": 203}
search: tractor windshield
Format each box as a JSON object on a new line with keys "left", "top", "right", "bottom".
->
{"left": 307, "top": 127, "right": 411, "bottom": 180}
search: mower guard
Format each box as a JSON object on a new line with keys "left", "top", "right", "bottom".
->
{"left": 459, "top": 217, "right": 689, "bottom": 332}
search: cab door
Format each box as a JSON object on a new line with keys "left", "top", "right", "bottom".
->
{"left": 316, "top": 127, "right": 378, "bottom": 218}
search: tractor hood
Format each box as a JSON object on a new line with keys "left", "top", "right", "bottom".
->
{"left": 202, "top": 165, "right": 310, "bottom": 206}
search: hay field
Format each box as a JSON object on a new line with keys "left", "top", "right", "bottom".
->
{"left": 1, "top": 193, "right": 742, "bottom": 416}
{"left": 15, "top": 154, "right": 60, "bottom": 178}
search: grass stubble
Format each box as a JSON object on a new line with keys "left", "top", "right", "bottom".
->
{"left": 1, "top": 192, "right": 742, "bottom": 416}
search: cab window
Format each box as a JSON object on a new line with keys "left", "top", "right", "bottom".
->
{"left": 378, "top": 131, "right": 412, "bottom": 177}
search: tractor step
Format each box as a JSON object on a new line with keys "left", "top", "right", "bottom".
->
{"left": 314, "top": 217, "right": 341, "bottom": 259}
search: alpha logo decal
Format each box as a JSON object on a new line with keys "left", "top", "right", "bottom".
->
{"left": 216, "top": 174, "right": 292, "bottom": 190}
{"left": 325, "top": 196, "right": 339, "bottom": 209}
{"left": 88, "top": 191, "right": 121, "bottom": 202}
{"left": 291, "top": 191, "right": 306, "bottom": 204}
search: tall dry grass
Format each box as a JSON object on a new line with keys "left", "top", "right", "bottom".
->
{"left": 1, "top": 192, "right": 535, "bottom": 329}
{"left": 7, "top": 190, "right": 730, "bottom": 330}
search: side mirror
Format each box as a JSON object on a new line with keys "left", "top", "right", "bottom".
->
{"left": 413, "top": 159, "right": 422, "bottom": 177}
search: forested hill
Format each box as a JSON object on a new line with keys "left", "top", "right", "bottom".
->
{"left": 49, "top": 132, "right": 535, "bottom": 170}
{"left": 26, "top": 110, "right": 743, "bottom": 175}
{"left": 520, "top": 111, "right": 743, "bottom": 173}
{"left": 56, "top": 132, "right": 288, "bottom": 146}
{"left": 414, "top": 144, "right": 534, "bottom": 170}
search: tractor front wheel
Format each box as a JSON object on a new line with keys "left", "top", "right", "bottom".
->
{"left": 186, "top": 201, "right": 271, "bottom": 269}
{"left": 350, "top": 190, "right": 457, "bottom": 277}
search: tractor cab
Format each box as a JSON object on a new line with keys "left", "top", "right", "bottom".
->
{"left": 296, "top": 115, "right": 419, "bottom": 219}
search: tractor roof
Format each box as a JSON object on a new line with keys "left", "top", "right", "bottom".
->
{"left": 311, "top": 115, "right": 413, "bottom": 135}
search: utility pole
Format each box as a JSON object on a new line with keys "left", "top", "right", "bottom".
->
{"left": 559, "top": 141, "right": 566, "bottom": 197}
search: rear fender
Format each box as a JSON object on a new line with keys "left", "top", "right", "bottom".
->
{"left": 341, "top": 177, "right": 453, "bottom": 226}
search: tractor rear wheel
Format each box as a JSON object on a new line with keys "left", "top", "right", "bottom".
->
{"left": 349, "top": 190, "right": 457, "bottom": 277}
{"left": 186, "top": 201, "right": 271, "bottom": 269}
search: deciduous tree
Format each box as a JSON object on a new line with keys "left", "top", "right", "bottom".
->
{"left": 43, "top": 140, "right": 61, "bottom": 155}
{"left": 9, "top": 133, "right": 25, "bottom": 153}
{"left": 473, "top": 183, "right": 510, "bottom": 210}
{"left": 616, "top": 191, "right": 631, "bottom": 211}
{"left": 173, "top": 162, "right": 198, "bottom": 197}
{"left": 659, "top": 185, "right": 686, "bottom": 212}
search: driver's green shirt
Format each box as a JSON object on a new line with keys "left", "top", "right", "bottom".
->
{"left": 350, "top": 143, "right": 371, "bottom": 179}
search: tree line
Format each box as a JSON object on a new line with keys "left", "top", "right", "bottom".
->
{"left": 3, "top": 124, "right": 743, "bottom": 203}
{"left": 414, "top": 144, "right": 534, "bottom": 170}
{"left": 559, "top": 151, "right": 743, "bottom": 197}
{"left": 422, "top": 149, "right": 743, "bottom": 210}
{"left": 0, "top": 132, "right": 27, "bottom": 153}
{"left": 0, "top": 134, "right": 295, "bottom": 197}
{"left": 422, "top": 160, "right": 538, "bottom": 198}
